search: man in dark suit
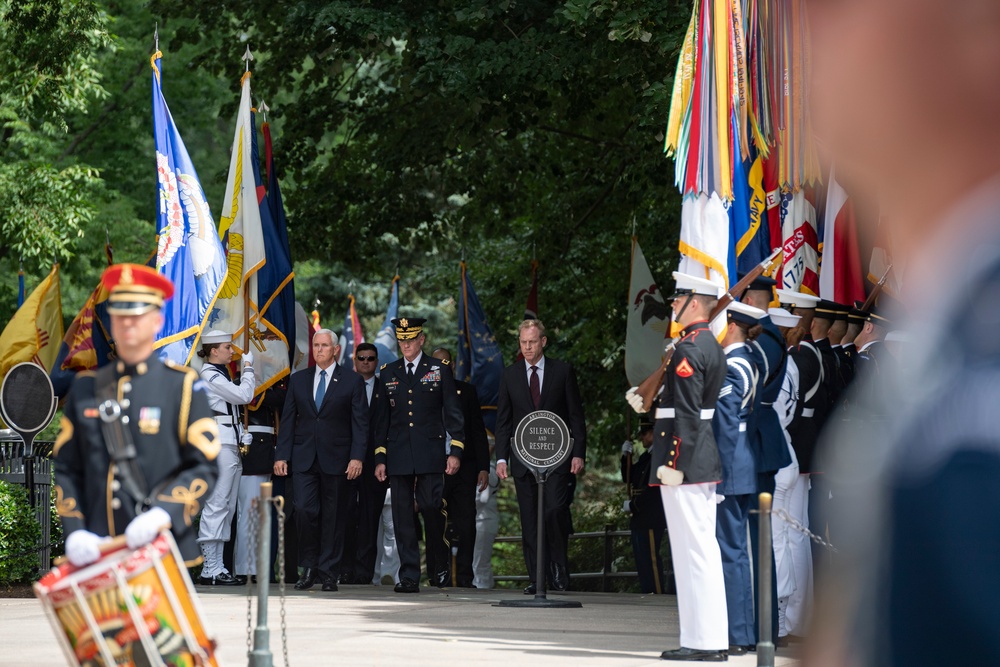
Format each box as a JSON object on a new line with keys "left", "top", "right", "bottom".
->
{"left": 339, "top": 342, "right": 389, "bottom": 584}
{"left": 374, "top": 318, "right": 465, "bottom": 593}
{"left": 274, "top": 329, "right": 368, "bottom": 592}
{"left": 496, "top": 319, "right": 587, "bottom": 594}
{"left": 430, "top": 347, "right": 490, "bottom": 587}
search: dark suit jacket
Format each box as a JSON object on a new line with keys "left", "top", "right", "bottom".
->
{"left": 275, "top": 363, "right": 369, "bottom": 475}
{"left": 494, "top": 357, "right": 587, "bottom": 479}
{"left": 364, "top": 375, "right": 386, "bottom": 470}
{"left": 456, "top": 380, "right": 490, "bottom": 475}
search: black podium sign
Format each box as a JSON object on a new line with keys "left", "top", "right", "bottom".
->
{"left": 512, "top": 410, "right": 573, "bottom": 475}
{"left": 499, "top": 410, "right": 582, "bottom": 609}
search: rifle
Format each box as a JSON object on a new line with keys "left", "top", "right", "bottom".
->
{"left": 860, "top": 264, "right": 893, "bottom": 313}
{"left": 634, "top": 247, "right": 782, "bottom": 412}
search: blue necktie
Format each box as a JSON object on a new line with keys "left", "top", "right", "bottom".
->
{"left": 315, "top": 369, "right": 327, "bottom": 410}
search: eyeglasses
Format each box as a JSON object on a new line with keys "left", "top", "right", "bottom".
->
{"left": 356, "top": 355, "right": 377, "bottom": 362}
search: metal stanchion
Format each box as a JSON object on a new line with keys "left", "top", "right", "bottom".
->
{"left": 249, "top": 482, "right": 273, "bottom": 667}
{"left": 757, "top": 492, "right": 775, "bottom": 667}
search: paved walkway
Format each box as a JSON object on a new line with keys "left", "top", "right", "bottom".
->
{"left": 3, "top": 585, "right": 801, "bottom": 666}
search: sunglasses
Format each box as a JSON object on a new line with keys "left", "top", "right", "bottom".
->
{"left": 356, "top": 355, "right": 377, "bottom": 362}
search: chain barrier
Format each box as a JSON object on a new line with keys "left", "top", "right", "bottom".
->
{"left": 242, "top": 493, "right": 289, "bottom": 666}
{"left": 772, "top": 507, "right": 838, "bottom": 553}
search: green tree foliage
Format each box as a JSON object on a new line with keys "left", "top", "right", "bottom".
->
{"left": 0, "top": 481, "right": 43, "bottom": 584}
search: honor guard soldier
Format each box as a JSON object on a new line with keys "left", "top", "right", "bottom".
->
{"left": 621, "top": 416, "right": 668, "bottom": 595}
{"left": 774, "top": 290, "right": 824, "bottom": 641}
{"left": 740, "top": 276, "right": 792, "bottom": 644}
{"left": 650, "top": 272, "right": 729, "bottom": 662}
{"left": 374, "top": 317, "right": 465, "bottom": 593}
{"left": 714, "top": 301, "right": 768, "bottom": 656}
{"left": 826, "top": 303, "right": 855, "bottom": 388}
{"left": 53, "top": 264, "right": 221, "bottom": 568}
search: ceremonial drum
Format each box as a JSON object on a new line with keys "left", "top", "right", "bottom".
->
{"left": 34, "top": 531, "right": 218, "bottom": 667}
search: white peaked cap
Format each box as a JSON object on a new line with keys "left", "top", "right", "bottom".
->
{"left": 726, "top": 301, "right": 767, "bottom": 320}
{"left": 775, "top": 289, "right": 821, "bottom": 309}
{"left": 671, "top": 271, "right": 725, "bottom": 298}
{"left": 768, "top": 307, "right": 801, "bottom": 327}
{"left": 201, "top": 330, "right": 233, "bottom": 345}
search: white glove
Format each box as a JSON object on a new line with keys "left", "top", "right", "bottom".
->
{"left": 124, "top": 506, "right": 172, "bottom": 550}
{"left": 65, "top": 530, "right": 106, "bottom": 567}
{"left": 621, "top": 440, "right": 633, "bottom": 455}
{"left": 656, "top": 465, "right": 684, "bottom": 486}
{"left": 241, "top": 432, "right": 254, "bottom": 446}
{"left": 241, "top": 349, "right": 255, "bottom": 367}
{"left": 625, "top": 387, "right": 645, "bottom": 414}
{"left": 622, "top": 499, "right": 633, "bottom": 513}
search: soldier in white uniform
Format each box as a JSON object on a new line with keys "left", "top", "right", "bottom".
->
{"left": 196, "top": 330, "right": 256, "bottom": 585}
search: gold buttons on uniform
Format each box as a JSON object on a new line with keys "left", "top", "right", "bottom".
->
{"left": 111, "top": 498, "right": 122, "bottom": 510}
{"left": 121, "top": 399, "right": 130, "bottom": 409}
{"left": 661, "top": 432, "right": 666, "bottom": 437}
{"left": 670, "top": 451, "right": 675, "bottom": 455}
{"left": 409, "top": 423, "right": 414, "bottom": 427}
{"left": 408, "top": 400, "right": 412, "bottom": 405}
{"left": 408, "top": 389, "right": 413, "bottom": 394}
{"left": 122, "top": 416, "right": 130, "bottom": 424}
{"left": 111, "top": 480, "right": 121, "bottom": 492}
{"left": 123, "top": 382, "right": 132, "bottom": 393}
{"left": 408, "top": 412, "right": 413, "bottom": 416}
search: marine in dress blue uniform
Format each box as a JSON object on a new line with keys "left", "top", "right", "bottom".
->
{"left": 54, "top": 264, "right": 221, "bottom": 568}
{"left": 373, "top": 318, "right": 465, "bottom": 593}
{"left": 714, "top": 302, "right": 768, "bottom": 654}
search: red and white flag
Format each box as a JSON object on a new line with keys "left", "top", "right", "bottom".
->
{"left": 819, "top": 166, "right": 866, "bottom": 304}
{"left": 778, "top": 188, "right": 821, "bottom": 295}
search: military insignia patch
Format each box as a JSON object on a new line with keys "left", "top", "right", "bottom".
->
{"left": 83, "top": 408, "right": 99, "bottom": 419}
{"left": 675, "top": 358, "right": 694, "bottom": 378}
{"left": 139, "top": 407, "right": 161, "bottom": 434}
{"left": 421, "top": 370, "right": 442, "bottom": 383}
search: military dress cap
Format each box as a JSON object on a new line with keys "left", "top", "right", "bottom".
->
{"left": 102, "top": 263, "right": 174, "bottom": 315}
{"left": 200, "top": 330, "right": 232, "bottom": 345}
{"left": 775, "top": 289, "right": 821, "bottom": 309}
{"left": 638, "top": 414, "right": 654, "bottom": 432}
{"left": 392, "top": 317, "right": 427, "bottom": 341}
{"left": 768, "top": 307, "right": 802, "bottom": 328}
{"left": 744, "top": 274, "right": 777, "bottom": 292}
{"left": 815, "top": 299, "right": 844, "bottom": 321}
{"left": 848, "top": 301, "right": 869, "bottom": 323}
{"left": 727, "top": 301, "right": 767, "bottom": 326}
{"left": 671, "top": 271, "right": 725, "bottom": 298}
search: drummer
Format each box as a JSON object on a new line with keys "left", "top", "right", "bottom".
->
{"left": 195, "top": 330, "right": 257, "bottom": 586}
{"left": 53, "top": 264, "right": 222, "bottom": 568}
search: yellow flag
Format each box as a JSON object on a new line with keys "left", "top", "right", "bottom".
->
{"left": 0, "top": 264, "right": 64, "bottom": 378}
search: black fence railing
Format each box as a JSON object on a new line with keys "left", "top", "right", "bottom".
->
{"left": 0, "top": 440, "right": 54, "bottom": 571}
{"left": 493, "top": 524, "right": 644, "bottom": 592}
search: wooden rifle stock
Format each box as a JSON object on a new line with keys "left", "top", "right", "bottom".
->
{"left": 635, "top": 248, "right": 782, "bottom": 412}
{"left": 860, "top": 264, "right": 893, "bottom": 314}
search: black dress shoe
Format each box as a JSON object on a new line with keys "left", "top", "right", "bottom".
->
{"left": 660, "top": 647, "right": 728, "bottom": 662}
{"left": 549, "top": 563, "right": 568, "bottom": 591}
{"left": 394, "top": 578, "right": 419, "bottom": 593}
{"left": 433, "top": 569, "right": 451, "bottom": 588}
{"left": 322, "top": 577, "right": 339, "bottom": 592}
{"left": 728, "top": 645, "right": 748, "bottom": 656}
{"left": 198, "top": 571, "right": 242, "bottom": 586}
{"left": 523, "top": 583, "right": 537, "bottom": 595}
{"left": 234, "top": 575, "right": 248, "bottom": 586}
{"left": 294, "top": 568, "right": 318, "bottom": 591}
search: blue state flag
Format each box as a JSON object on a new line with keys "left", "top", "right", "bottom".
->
{"left": 731, "top": 139, "right": 772, "bottom": 277}
{"left": 373, "top": 275, "right": 400, "bottom": 369}
{"left": 457, "top": 262, "right": 504, "bottom": 434}
{"left": 261, "top": 118, "right": 296, "bottom": 366}
{"left": 150, "top": 52, "right": 226, "bottom": 364}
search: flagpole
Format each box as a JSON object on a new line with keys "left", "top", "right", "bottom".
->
{"left": 242, "top": 44, "right": 254, "bottom": 434}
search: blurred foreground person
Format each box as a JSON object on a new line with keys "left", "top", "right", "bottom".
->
{"left": 807, "top": 0, "right": 1000, "bottom": 665}
{"left": 621, "top": 416, "right": 667, "bottom": 595}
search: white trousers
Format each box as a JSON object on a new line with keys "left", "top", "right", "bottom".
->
{"left": 772, "top": 449, "right": 800, "bottom": 601}
{"left": 234, "top": 474, "right": 270, "bottom": 576}
{"left": 660, "top": 484, "right": 729, "bottom": 651}
{"left": 781, "top": 473, "right": 813, "bottom": 637}
{"left": 198, "top": 443, "right": 241, "bottom": 575}
{"left": 373, "top": 488, "right": 400, "bottom": 585}
{"left": 472, "top": 475, "right": 499, "bottom": 589}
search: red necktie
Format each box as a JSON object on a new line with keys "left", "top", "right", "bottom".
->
{"left": 530, "top": 365, "right": 540, "bottom": 409}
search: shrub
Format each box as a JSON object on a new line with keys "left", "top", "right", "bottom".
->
{"left": 0, "top": 481, "right": 43, "bottom": 584}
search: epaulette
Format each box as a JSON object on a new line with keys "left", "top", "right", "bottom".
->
{"left": 380, "top": 363, "right": 388, "bottom": 371}
{"left": 441, "top": 358, "right": 451, "bottom": 366}
{"left": 164, "top": 359, "right": 197, "bottom": 376}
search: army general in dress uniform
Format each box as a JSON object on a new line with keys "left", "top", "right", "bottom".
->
{"left": 374, "top": 317, "right": 465, "bottom": 593}
{"left": 54, "top": 264, "right": 221, "bottom": 568}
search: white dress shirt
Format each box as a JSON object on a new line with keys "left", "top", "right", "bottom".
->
{"left": 313, "top": 362, "right": 336, "bottom": 405}
{"left": 365, "top": 376, "right": 375, "bottom": 405}
{"left": 403, "top": 352, "right": 423, "bottom": 378}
